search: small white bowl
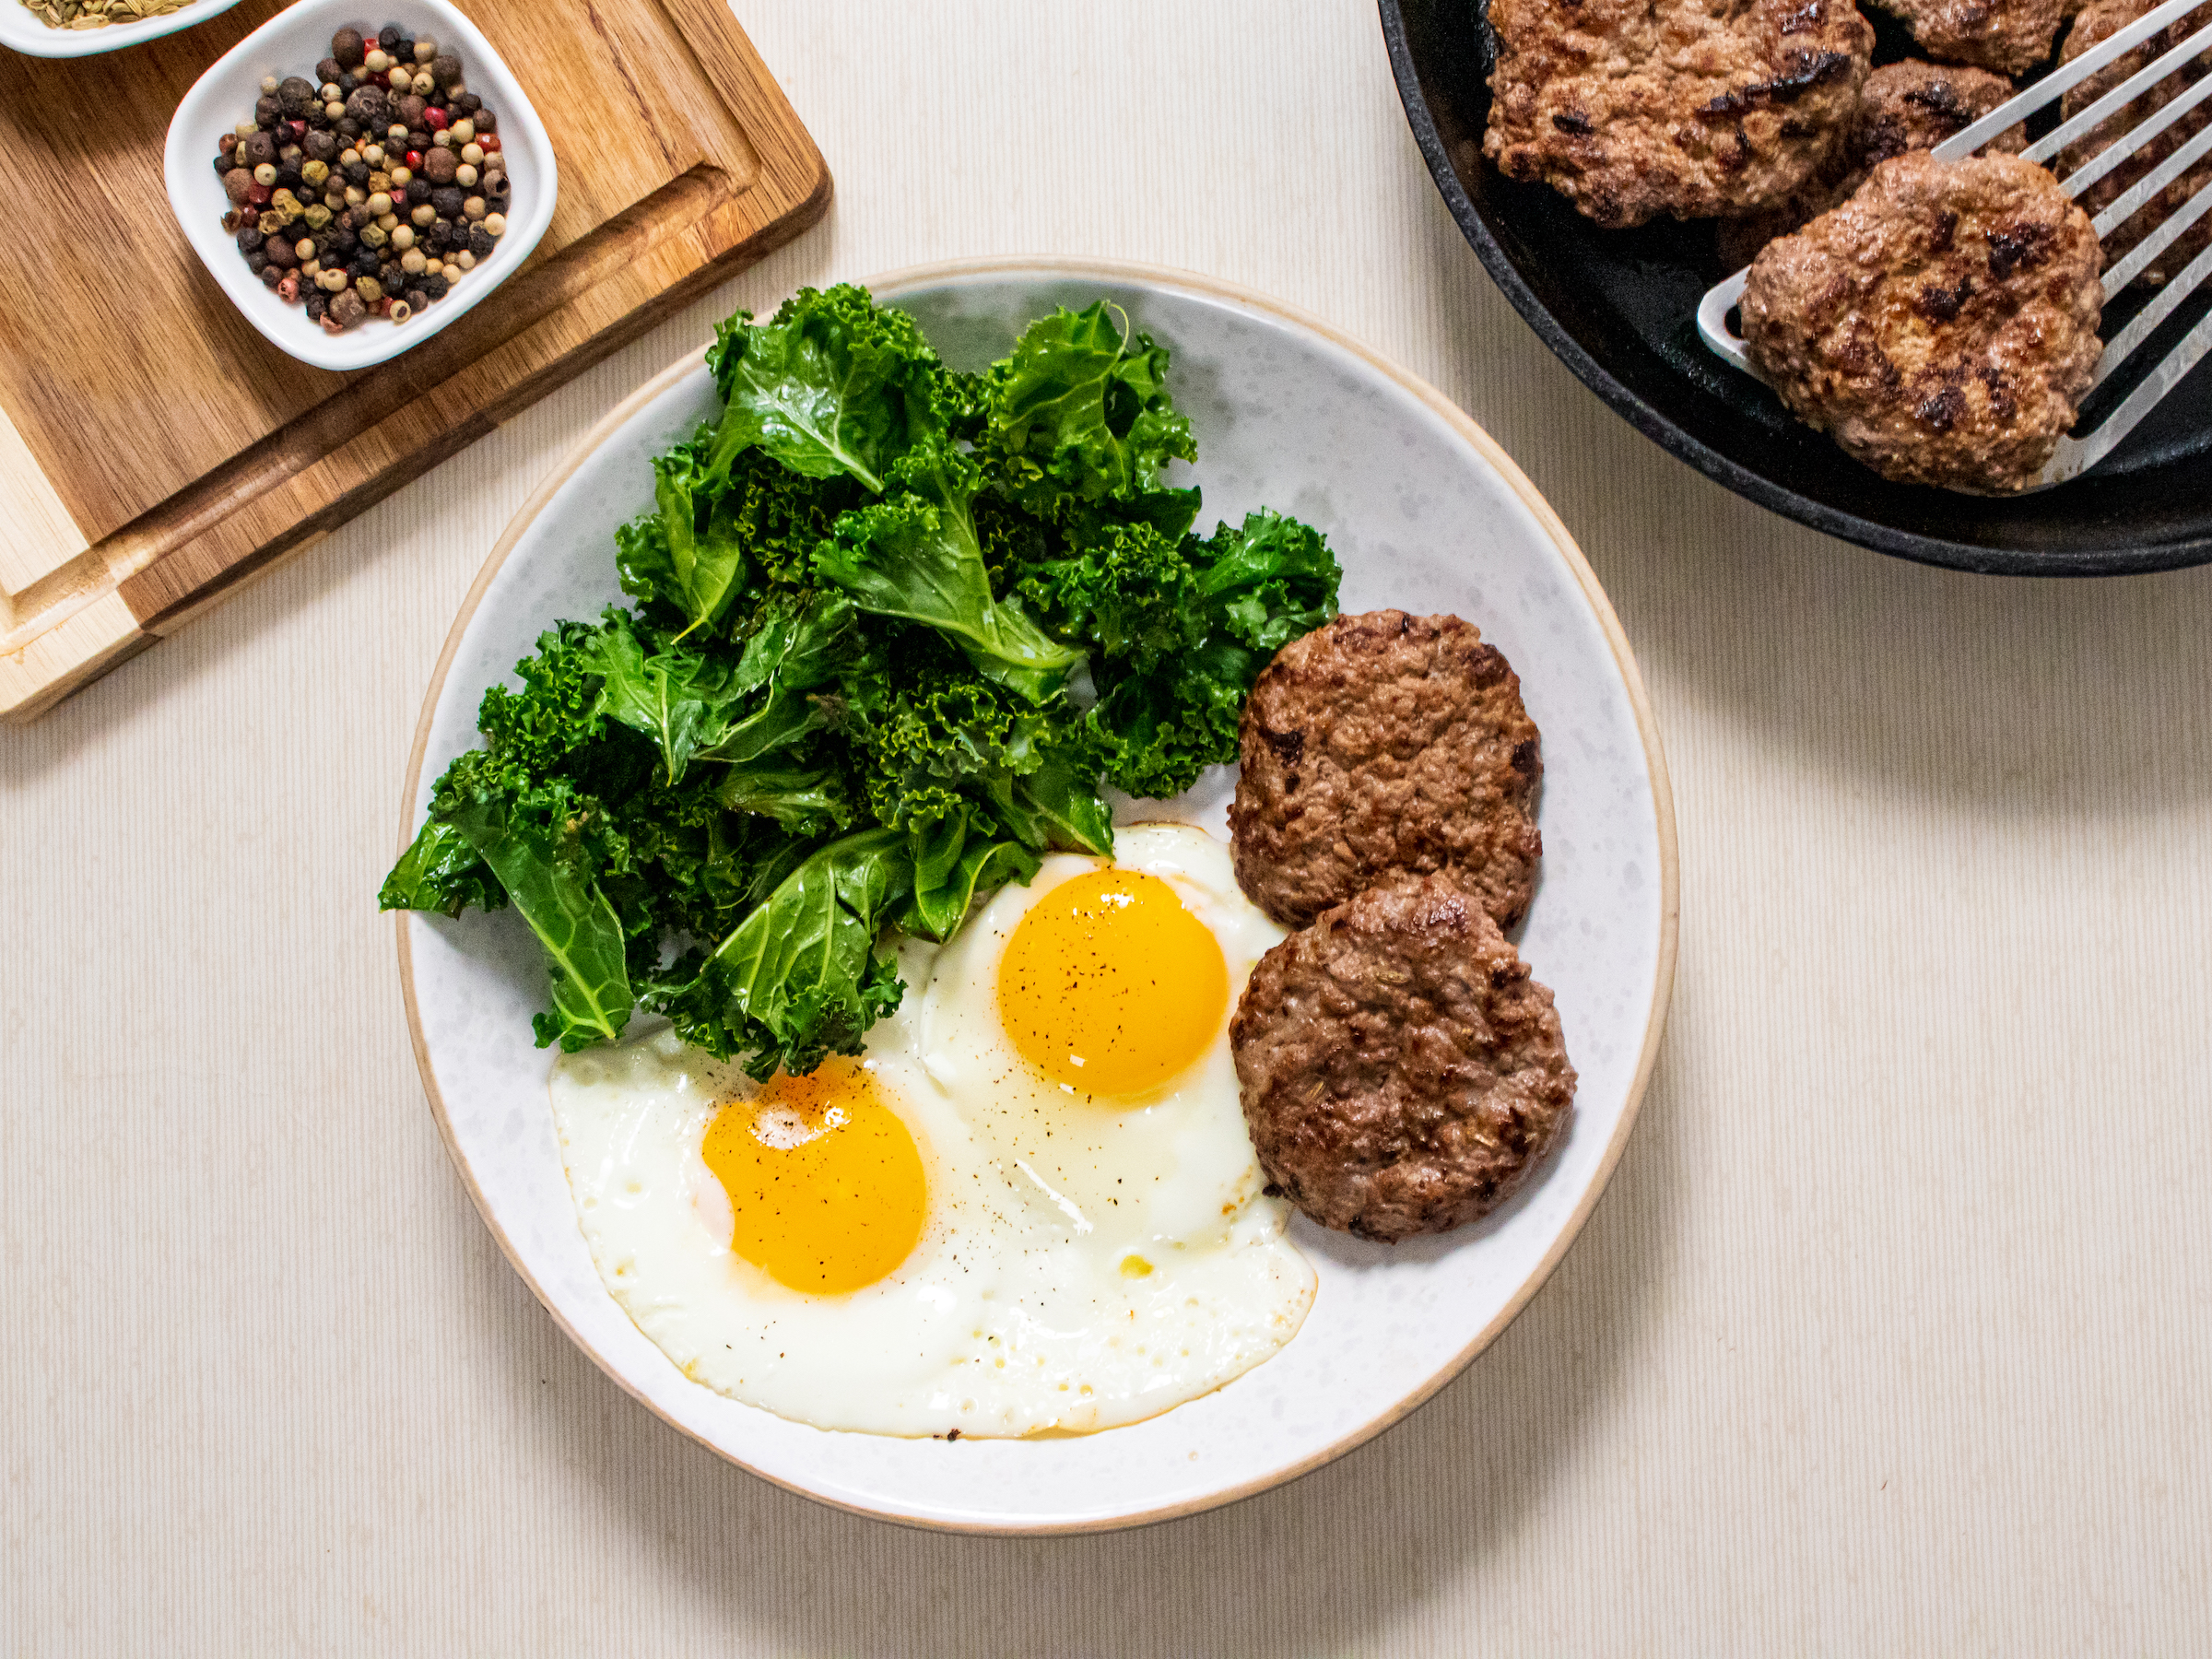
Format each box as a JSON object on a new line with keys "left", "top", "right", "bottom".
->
{"left": 163, "top": 0, "right": 557, "bottom": 373}
{"left": 0, "top": 0, "right": 240, "bottom": 61}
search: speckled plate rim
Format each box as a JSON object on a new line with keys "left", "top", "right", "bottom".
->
{"left": 394, "top": 255, "right": 1681, "bottom": 1535}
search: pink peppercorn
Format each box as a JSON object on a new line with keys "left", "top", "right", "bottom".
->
{"left": 246, "top": 182, "right": 274, "bottom": 206}
{"left": 423, "top": 107, "right": 447, "bottom": 130}
{"left": 288, "top": 119, "right": 307, "bottom": 139}
{"left": 479, "top": 135, "right": 499, "bottom": 154}
{"left": 406, "top": 149, "right": 423, "bottom": 169}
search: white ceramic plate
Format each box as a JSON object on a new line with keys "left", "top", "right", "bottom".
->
{"left": 396, "top": 258, "right": 1678, "bottom": 1533}
{"left": 0, "top": 0, "right": 235, "bottom": 60}
{"left": 163, "top": 0, "right": 556, "bottom": 372}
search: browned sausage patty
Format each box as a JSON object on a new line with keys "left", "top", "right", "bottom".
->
{"left": 1483, "top": 0, "right": 1873, "bottom": 229}
{"left": 1742, "top": 152, "right": 2103, "bottom": 491}
{"left": 1229, "top": 610, "right": 1541, "bottom": 932}
{"left": 1866, "top": 0, "right": 2062, "bottom": 76}
{"left": 1718, "top": 60, "right": 2027, "bottom": 269}
{"left": 2061, "top": 0, "right": 2212, "bottom": 286}
{"left": 1231, "top": 874, "right": 1577, "bottom": 1242}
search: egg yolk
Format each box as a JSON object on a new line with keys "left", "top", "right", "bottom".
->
{"left": 996, "top": 866, "right": 1230, "bottom": 1098}
{"left": 700, "top": 1059, "right": 926, "bottom": 1296}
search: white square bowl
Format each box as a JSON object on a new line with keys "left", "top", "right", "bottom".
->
{"left": 162, "top": 0, "right": 557, "bottom": 373}
{"left": 0, "top": 0, "right": 241, "bottom": 61}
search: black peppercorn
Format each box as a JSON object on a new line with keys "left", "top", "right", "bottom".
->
{"left": 245, "top": 249, "right": 269, "bottom": 275}
{"left": 474, "top": 110, "right": 495, "bottom": 133}
{"left": 278, "top": 76, "right": 315, "bottom": 115}
{"left": 337, "top": 116, "right": 362, "bottom": 139}
{"left": 418, "top": 274, "right": 449, "bottom": 301}
{"left": 455, "top": 91, "right": 480, "bottom": 113}
{"left": 240, "top": 131, "right": 276, "bottom": 168}
{"left": 316, "top": 56, "right": 343, "bottom": 84}
{"left": 380, "top": 260, "right": 406, "bottom": 289}
{"left": 344, "top": 159, "right": 371, "bottom": 186}
{"left": 377, "top": 23, "right": 402, "bottom": 50}
{"left": 260, "top": 265, "right": 284, "bottom": 289}
{"left": 237, "top": 224, "right": 265, "bottom": 252}
{"left": 264, "top": 239, "right": 299, "bottom": 270}
{"left": 303, "top": 131, "right": 337, "bottom": 162}
{"left": 467, "top": 226, "right": 495, "bottom": 259}
{"left": 275, "top": 167, "right": 304, "bottom": 192}
{"left": 405, "top": 287, "right": 429, "bottom": 312}
{"left": 406, "top": 178, "right": 432, "bottom": 206}
{"left": 350, "top": 251, "right": 380, "bottom": 278}
{"left": 304, "top": 290, "right": 330, "bottom": 323}
{"left": 430, "top": 185, "right": 465, "bottom": 218}
{"left": 332, "top": 26, "right": 365, "bottom": 67}
{"left": 255, "top": 94, "right": 281, "bottom": 124}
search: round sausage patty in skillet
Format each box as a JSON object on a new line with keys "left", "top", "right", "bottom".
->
{"left": 1230, "top": 874, "right": 1578, "bottom": 1242}
{"left": 1229, "top": 610, "right": 1543, "bottom": 932}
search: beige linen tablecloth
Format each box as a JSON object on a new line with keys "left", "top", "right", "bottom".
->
{"left": 6, "top": 3, "right": 2208, "bottom": 1652}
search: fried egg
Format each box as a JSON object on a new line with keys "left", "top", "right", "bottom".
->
{"left": 547, "top": 822, "right": 1315, "bottom": 1438}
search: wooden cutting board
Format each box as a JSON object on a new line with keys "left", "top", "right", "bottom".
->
{"left": 0, "top": 0, "right": 827, "bottom": 724}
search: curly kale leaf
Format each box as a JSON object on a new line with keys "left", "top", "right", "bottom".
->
{"left": 378, "top": 818, "right": 505, "bottom": 917}
{"left": 1016, "top": 519, "right": 1198, "bottom": 672}
{"left": 1192, "top": 508, "right": 1341, "bottom": 653}
{"left": 617, "top": 445, "right": 860, "bottom": 628}
{"left": 814, "top": 435, "right": 1081, "bottom": 703}
{"left": 650, "top": 828, "right": 914, "bottom": 1078}
{"left": 902, "top": 806, "right": 1042, "bottom": 941}
{"left": 703, "top": 285, "right": 945, "bottom": 494}
{"left": 979, "top": 301, "right": 1197, "bottom": 522}
{"left": 433, "top": 766, "right": 636, "bottom": 1052}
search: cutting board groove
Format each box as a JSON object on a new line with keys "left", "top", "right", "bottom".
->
{"left": 0, "top": 0, "right": 828, "bottom": 724}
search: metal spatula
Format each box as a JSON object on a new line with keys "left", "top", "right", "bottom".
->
{"left": 1697, "top": 0, "right": 2212, "bottom": 488}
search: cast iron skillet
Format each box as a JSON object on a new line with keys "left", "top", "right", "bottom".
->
{"left": 1380, "top": 0, "right": 2212, "bottom": 575}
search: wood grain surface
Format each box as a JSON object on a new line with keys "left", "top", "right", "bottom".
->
{"left": 5, "top": 2, "right": 2210, "bottom": 1653}
{"left": 0, "top": 0, "right": 827, "bottom": 724}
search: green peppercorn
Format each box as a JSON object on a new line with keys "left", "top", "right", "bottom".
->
{"left": 359, "top": 222, "right": 388, "bottom": 249}
{"left": 303, "top": 204, "right": 332, "bottom": 229}
{"left": 356, "top": 276, "right": 383, "bottom": 304}
{"left": 302, "top": 159, "right": 330, "bottom": 186}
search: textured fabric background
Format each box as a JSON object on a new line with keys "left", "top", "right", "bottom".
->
{"left": 6, "top": 3, "right": 2209, "bottom": 1652}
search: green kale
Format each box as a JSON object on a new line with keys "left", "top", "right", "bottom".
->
{"left": 1193, "top": 508, "right": 1341, "bottom": 653}
{"left": 979, "top": 301, "right": 1197, "bottom": 524}
{"left": 378, "top": 818, "right": 504, "bottom": 918}
{"left": 650, "top": 828, "right": 914, "bottom": 1078}
{"left": 703, "top": 285, "right": 945, "bottom": 493}
{"left": 382, "top": 285, "right": 1341, "bottom": 1075}
{"left": 444, "top": 770, "right": 636, "bottom": 1052}
{"left": 814, "top": 434, "right": 1082, "bottom": 703}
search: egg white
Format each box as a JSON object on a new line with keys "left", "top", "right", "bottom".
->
{"left": 547, "top": 824, "right": 1315, "bottom": 1439}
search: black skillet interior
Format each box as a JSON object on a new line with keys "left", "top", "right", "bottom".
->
{"left": 1381, "top": 0, "right": 2212, "bottom": 575}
